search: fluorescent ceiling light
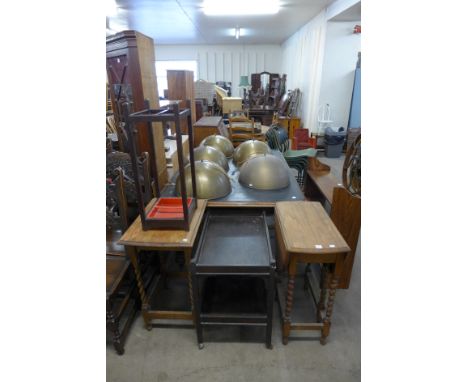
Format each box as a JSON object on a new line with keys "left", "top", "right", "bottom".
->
{"left": 106, "top": 0, "right": 118, "bottom": 17}
{"left": 203, "top": 0, "right": 280, "bottom": 16}
{"left": 235, "top": 27, "right": 240, "bottom": 39}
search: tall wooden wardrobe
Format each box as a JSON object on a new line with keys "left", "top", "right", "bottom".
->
{"left": 167, "top": 70, "right": 196, "bottom": 134}
{"left": 106, "top": 30, "right": 167, "bottom": 187}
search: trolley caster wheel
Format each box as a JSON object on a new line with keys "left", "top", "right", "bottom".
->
{"left": 198, "top": 343, "right": 204, "bottom": 350}
{"left": 145, "top": 324, "right": 152, "bottom": 331}
{"left": 266, "top": 344, "right": 273, "bottom": 350}
{"left": 115, "top": 347, "right": 125, "bottom": 356}
{"left": 282, "top": 337, "right": 288, "bottom": 345}
{"left": 320, "top": 338, "right": 327, "bottom": 346}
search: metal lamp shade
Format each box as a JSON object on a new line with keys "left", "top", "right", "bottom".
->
{"left": 239, "top": 154, "right": 290, "bottom": 190}
{"left": 200, "top": 135, "right": 234, "bottom": 158}
{"left": 193, "top": 145, "right": 229, "bottom": 171}
{"left": 233, "top": 140, "right": 270, "bottom": 167}
{"left": 176, "top": 160, "right": 231, "bottom": 200}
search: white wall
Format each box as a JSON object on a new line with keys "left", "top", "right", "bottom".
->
{"left": 281, "top": 11, "right": 328, "bottom": 133}
{"left": 318, "top": 21, "right": 361, "bottom": 130}
{"left": 154, "top": 44, "right": 282, "bottom": 96}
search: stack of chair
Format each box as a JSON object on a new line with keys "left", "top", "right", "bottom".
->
{"left": 228, "top": 109, "right": 249, "bottom": 119}
{"left": 265, "top": 124, "right": 317, "bottom": 187}
{"left": 228, "top": 116, "right": 265, "bottom": 147}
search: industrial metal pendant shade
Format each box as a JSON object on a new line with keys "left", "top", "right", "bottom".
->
{"left": 233, "top": 140, "right": 270, "bottom": 167}
{"left": 193, "top": 145, "right": 229, "bottom": 171}
{"left": 200, "top": 135, "right": 235, "bottom": 158}
{"left": 176, "top": 160, "right": 231, "bottom": 200}
{"left": 239, "top": 154, "right": 290, "bottom": 190}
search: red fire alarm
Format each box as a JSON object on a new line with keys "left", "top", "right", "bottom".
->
{"left": 354, "top": 25, "right": 361, "bottom": 34}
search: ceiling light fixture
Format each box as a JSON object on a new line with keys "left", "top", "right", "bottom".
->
{"left": 203, "top": 0, "right": 280, "bottom": 16}
{"left": 106, "top": 0, "right": 118, "bottom": 17}
{"left": 235, "top": 27, "right": 240, "bottom": 39}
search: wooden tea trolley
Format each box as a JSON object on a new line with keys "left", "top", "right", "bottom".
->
{"left": 190, "top": 209, "right": 276, "bottom": 349}
{"left": 275, "top": 201, "right": 350, "bottom": 345}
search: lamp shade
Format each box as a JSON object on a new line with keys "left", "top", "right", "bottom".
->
{"left": 238, "top": 76, "right": 250, "bottom": 87}
{"left": 239, "top": 154, "right": 290, "bottom": 190}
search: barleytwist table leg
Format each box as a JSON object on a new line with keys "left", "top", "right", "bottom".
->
{"left": 318, "top": 266, "right": 329, "bottom": 311}
{"left": 320, "top": 274, "right": 339, "bottom": 345}
{"left": 128, "top": 247, "right": 152, "bottom": 331}
{"left": 283, "top": 275, "right": 295, "bottom": 345}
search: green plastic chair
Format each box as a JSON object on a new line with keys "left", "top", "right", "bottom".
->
{"left": 265, "top": 125, "right": 317, "bottom": 186}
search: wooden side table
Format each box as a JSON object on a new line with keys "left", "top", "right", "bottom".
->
{"left": 275, "top": 201, "right": 350, "bottom": 345}
{"left": 118, "top": 199, "right": 207, "bottom": 330}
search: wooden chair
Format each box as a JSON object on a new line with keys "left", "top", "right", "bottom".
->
{"left": 228, "top": 109, "right": 249, "bottom": 119}
{"left": 106, "top": 255, "right": 138, "bottom": 355}
{"left": 292, "top": 128, "right": 312, "bottom": 150}
{"left": 228, "top": 116, "right": 265, "bottom": 147}
{"left": 106, "top": 166, "right": 138, "bottom": 355}
{"left": 106, "top": 153, "right": 154, "bottom": 355}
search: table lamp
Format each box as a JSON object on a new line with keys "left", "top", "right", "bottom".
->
{"left": 238, "top": 75, "right": 251, "bottom": 100}
{"left": 239, "top": 76, "right": 250, "bottom": 87}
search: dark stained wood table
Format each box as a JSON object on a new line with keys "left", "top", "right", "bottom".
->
{"left": 119, "top": 199, "right": 208, "bottom": 329}
{"left": 275, "top": 201, "right": 350, "bottom": 345}
{"left": 162, "top": 150, "right": 305, "bottom": 208}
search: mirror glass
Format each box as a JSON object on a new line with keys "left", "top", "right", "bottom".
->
{"left": 260, "top": 72, "right": 270, "bottom": 93}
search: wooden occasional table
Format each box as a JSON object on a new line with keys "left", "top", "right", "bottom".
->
{"left": 119, "top": 199, "right": 208, "bottom": 329}
{"left": 274, "top": 201, "right": 350, "bottom": 345}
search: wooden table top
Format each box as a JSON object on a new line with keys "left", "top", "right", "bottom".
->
{"left": 118, "top": 199, "right": 208, "bottom": 248}
{"left": 193, "top": 116, "right": 222, "bottom": 127}
{"left": 275, "top": 201, "right": 350, "bottom": 254}
{"left": 306, "top": 170, "right": 342, "bottom": 205}
{"left": 229, "top": 122, "right": 269, "bottom": 134}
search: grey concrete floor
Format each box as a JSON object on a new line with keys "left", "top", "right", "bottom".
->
{"left": 107, "top": 152, "right": 360, "bottom": 382}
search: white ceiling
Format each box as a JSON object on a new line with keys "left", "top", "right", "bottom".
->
{"left": 107, "top": 0, "right": 336, "bottom": 45}
{"left": 330, "top": 1, "right": 361, "bottom": 21}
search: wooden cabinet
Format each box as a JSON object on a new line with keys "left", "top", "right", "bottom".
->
{"left": 193, "top": 116, "right": 223, "bottom": 146}
{"left": 278, "top": 116, "right": 301, "bottom": 139}
{"left": 167, "top": 70, "right": 196, "bottom": 134}
{"left": 106, "top": 30, "right": 167, "bottom": 187}
{"left": 221, "top": 97, "right": 242, "bottom": 115}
